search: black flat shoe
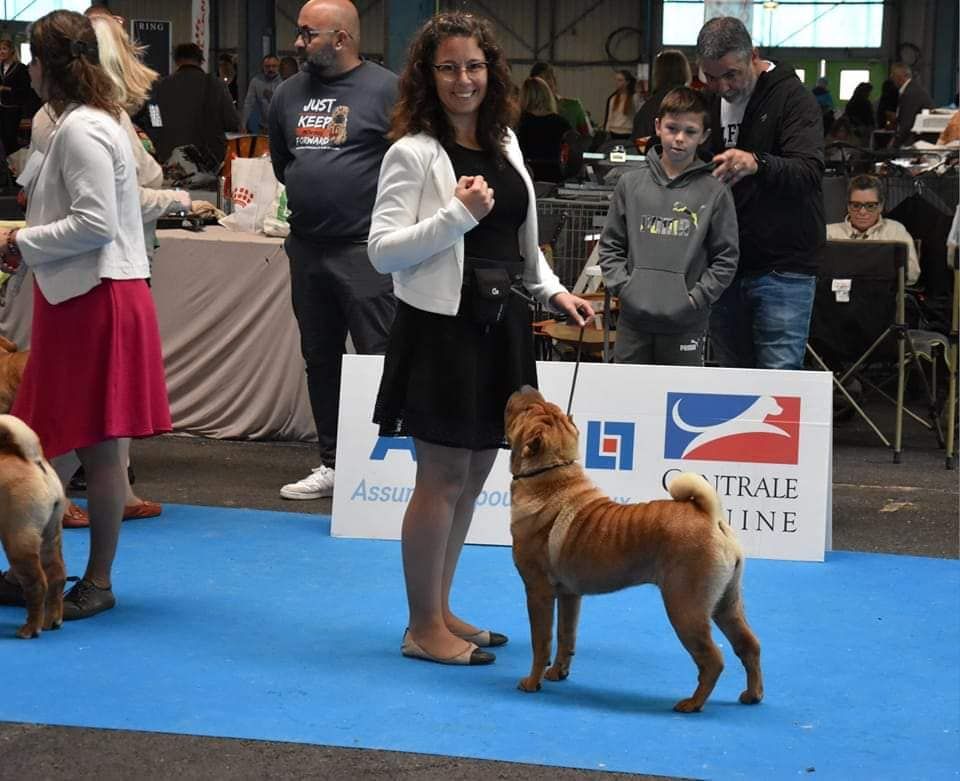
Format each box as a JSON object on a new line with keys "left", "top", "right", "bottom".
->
{"left": 62, "top": 579, "right": 115, "bottom": 620}
{"left": 401, "top": 629, "right": 495, "bottom": 665}
{"left": 455, "top": 629, "right": 509, "bottom": 647}
{"left": 69, "top": 466, "right": 86, "bottom": 492}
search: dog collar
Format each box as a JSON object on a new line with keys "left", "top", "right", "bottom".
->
{"left": 511, "top": 460, "right": 575, "bottom": 481}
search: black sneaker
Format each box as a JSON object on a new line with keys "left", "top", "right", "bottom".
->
{"left": 62, "top": 579, "right": 115, "bottom": 620}
{"left": 0, "top": 571, "right": 25, "bottom": 607}
{"left": 69, "top": 466, "right": 86, "bottom": 491}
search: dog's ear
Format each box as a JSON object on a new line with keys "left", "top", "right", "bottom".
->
{"left": 521, "top": 432, "right": 542, "bottom": 459}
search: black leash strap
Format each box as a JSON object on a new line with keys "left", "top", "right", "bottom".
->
{"left": 566, "top": 325, "right": 585, "bottom": 417}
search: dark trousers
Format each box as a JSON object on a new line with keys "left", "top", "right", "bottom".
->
{"left": 0, "top": 106, "right": 20, "bottom": 157}
{"left": 287, "top": 234, "right": 396, "bottom": 467}
{"left": 614, "top": 318, "right": 706, "bottom": 366}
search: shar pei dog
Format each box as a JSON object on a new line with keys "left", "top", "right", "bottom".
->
{"left": 0, "top": 414, "right": 67, "bottom": 638}
{"left": 505, "top": 386, "right": 763, "bottom": 713}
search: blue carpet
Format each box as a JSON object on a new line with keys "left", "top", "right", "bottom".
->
{"left": 0, "top": 504, "right": 957, "bottom": 780}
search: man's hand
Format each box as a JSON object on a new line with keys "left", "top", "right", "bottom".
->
{"left": 455, "top": 175, "right": 495, "bottom": 221}
{"left": 712, "top": 148, "right": 758, "bottom": 185}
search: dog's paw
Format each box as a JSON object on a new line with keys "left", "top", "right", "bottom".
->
{"left": 517, "top": 677, "right": 542, "bottom": 693}
{"left": 672, "top": 697, "right": 703, "bottom": 713}
{"left": 544, "top": 665, "right": 569, "bottom": 682}
{"left": 739, "top": 689, "right": 763, "bottom": 705}
{"left": 15, "top": 624, "right": 39, "bottom": 639}
{"left": 43, "top": 618, "right": 63, "bottom": 631}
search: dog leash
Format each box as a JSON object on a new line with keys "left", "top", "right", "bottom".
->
{"left": 566, "top": 325, "right": 585, "bottom": 417}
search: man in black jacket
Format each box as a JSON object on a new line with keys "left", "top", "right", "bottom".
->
{"left": 890, "top": 63, "right": 934, "bottom": 148}
{"left": 153, "top": 43, "right": 240, "bottom": 165}
{"left": 696, "top": 16, "right": 824, "bottom": 370}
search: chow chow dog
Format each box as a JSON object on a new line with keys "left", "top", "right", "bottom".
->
{"left": 0, "top": 414, "right": 66, "bottom": 638}
{"left": 505, "top": 386, "right": 763, "bottom": 712}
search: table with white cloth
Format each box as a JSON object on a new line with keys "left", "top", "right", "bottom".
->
{"left": 0, "top": 227, "right": 318, "bottom": 442}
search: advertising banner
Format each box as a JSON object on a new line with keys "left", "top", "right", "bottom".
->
{"left": 191, "top": 0, "right": 209, "bottom": 66}
{"left": 332, "top": 356, "right": 833, "bottom": 562}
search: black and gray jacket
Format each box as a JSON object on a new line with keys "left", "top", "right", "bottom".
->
{"left": 705, "top": 61, "right": 825, "bottom": 277}
{"left": 598, "top": 152, "right": 739, "bottom": 334}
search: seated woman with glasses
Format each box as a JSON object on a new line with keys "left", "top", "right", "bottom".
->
{"left": 826, "top": 174, "right": 920, "bottom": 284}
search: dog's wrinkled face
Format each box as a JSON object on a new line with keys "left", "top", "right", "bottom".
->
{"left": 505, "top": 386, "right": 580, "bottom": 475}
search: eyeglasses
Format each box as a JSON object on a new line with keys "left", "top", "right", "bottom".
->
{"left": 294, "top": 26, "right": 352, "bottom": 44}
{"left": 432, "top": 61, "right": 488, "bottom": 79}
{"left": 848, "top": 201, "right": 881, "bottom": 212}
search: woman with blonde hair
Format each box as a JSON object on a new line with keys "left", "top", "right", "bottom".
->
{"left": 517, "top": 76, "right": 571, "bottom": 182}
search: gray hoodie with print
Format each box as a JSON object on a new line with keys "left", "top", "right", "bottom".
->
{"left": 598, "top": 151, "right": 739, "bottom": 334}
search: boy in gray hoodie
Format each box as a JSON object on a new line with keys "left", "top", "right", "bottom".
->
{"left": 599, "top": 87, "right": 739, "bottom": 365}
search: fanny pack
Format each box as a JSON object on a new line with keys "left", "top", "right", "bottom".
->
{"left": 468, "top": 266, "right": 513, "bottom": 325}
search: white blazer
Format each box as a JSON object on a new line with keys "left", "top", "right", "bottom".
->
{"left": 17, "top": 105, "right": 148, "bottom": 305}
{"left": 367, "top": 129, "right": 565, "bottom": 316}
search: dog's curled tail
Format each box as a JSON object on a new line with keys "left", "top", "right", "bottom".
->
{"left": 0, "top": 414, "right": 42, "bottom": 462}
{"left": 668, "top": 471, "right": 725, "bottom": 523}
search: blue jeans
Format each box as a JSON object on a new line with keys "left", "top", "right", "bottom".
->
{"left": 709, "top": 271, "right": 816, "bottom": 370}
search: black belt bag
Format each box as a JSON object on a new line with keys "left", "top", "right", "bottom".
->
{"left": 469, "top": 266, "right": 513, "bottom": 325}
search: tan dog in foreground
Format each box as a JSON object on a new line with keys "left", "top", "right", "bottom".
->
{"left": 505, "top": 386, "right": 763, "bottom": 712}
{"left": 0, "top": 414, "right": 66, "bottom": 638}
{"left": 0, "top": 335, "right": 28, "bottom": 414}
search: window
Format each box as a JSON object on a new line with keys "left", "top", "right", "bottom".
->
{"left": 662, "top": 1, "right": 884, "bottom": 48}
{"left": 839, "top": 69, "right": 870, "bottom": 100}
{"left": 794, "top": 67, "right": 806, "bottom": 85}
{"left": 2, "top": 1, "right": 89, "bottom": 23}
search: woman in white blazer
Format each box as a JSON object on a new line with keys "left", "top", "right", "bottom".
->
{"left": 368, "top": 12, "right": 593, "bottom": 667}
{"left": 23, "top": 11, "right": 190, "bottom": 529}
{"left": 0, "top": 11, "right": 170, "bottom": 621}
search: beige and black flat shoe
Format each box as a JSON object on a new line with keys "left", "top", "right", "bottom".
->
{"left": 401, "top": 629, "right": 495, "bottom": 665}
{"left": 454, "top": 629, "right": 509, "bottom": 648}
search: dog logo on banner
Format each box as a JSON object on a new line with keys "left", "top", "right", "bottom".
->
{"left": 370, "top": 437, "right": 416, "bottom": 461}
{"left": 664, "top": 393, "right": 801, "bottom": 465}
{"left": 585, "top": 421, "right": 635, "bottom": 470}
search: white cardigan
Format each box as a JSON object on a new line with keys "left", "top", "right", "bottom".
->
{"left": 17, "top": 106, "right": 148, "bottom": 305}
{"left": 367, "top": 129, "right": 565, "bottom": 316}
{"left": 31, "top": 105, "right": 183, "bottom": 222}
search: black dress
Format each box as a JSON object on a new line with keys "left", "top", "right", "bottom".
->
{"left": 373, "top": 143, "right": 539, "bottom": 450}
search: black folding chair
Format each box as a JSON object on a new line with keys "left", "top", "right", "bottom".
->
{"left": 806, "top": 240, "right": 951, "bottom": 463}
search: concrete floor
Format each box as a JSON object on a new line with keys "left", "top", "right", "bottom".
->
{"left": 0, "top": 398, "right": 956, "bottom": 780}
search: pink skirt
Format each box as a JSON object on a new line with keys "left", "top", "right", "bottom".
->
{"left": 12, "top": 279, "right": 172, "bottom": 459}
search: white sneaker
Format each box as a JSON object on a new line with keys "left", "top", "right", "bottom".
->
{"left": 280, "top": 465, "right": 335, "bottom": 500}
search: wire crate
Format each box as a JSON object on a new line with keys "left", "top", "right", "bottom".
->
{"left": 537, "top": 194, "right": 612, "bottom": 290}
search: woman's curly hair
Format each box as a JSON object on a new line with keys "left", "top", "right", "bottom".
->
{"left": 388, "top": 12, "right": 518, "bottom": 160}
{"left": 30, "top": 9, "right": 122, "bottom": 118}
